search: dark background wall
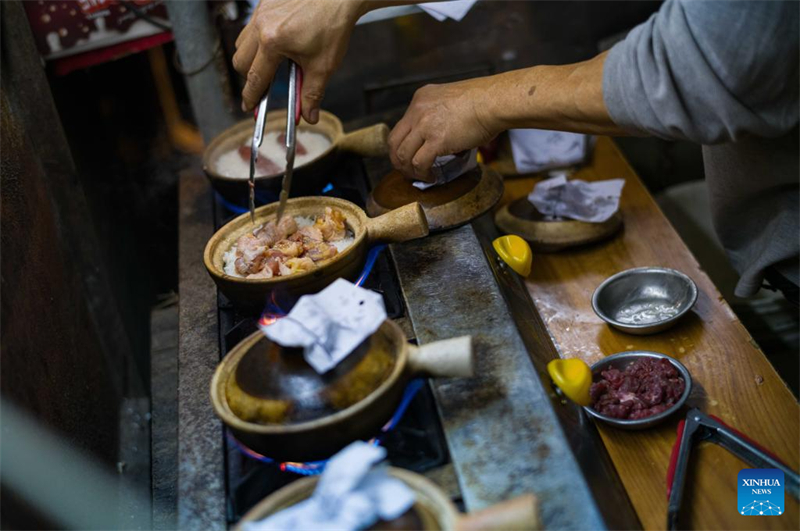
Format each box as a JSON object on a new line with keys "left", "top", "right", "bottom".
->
{"left": 1, "top": 2, "right": 157, "bottom": 526}
{"left": 0, "top": 92, "right": 123, "bottom": 460}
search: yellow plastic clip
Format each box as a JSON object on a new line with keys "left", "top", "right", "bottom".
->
{"left": 547, "top": 359, "right": 592, "bottom": 407}
{"left": 492, "top": 235, "right": 532, "bottom": 277}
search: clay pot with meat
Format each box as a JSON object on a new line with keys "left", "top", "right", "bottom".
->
{"left": 203, "top": 196, "right": 429, "bottom": 309}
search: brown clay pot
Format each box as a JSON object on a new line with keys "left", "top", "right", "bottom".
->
{"left": 209, "top": 320, "right": 473, "bottom": 462}
{"left": 203, "top": 109, "right": 389, "bottom": 201}
{"left": 235, "top": 467, "right": 540, "bottom": 531}
{"left": 495, "top": 197, "right": 622, "bottom": 252}
{"left": 204, "top": 196, "right": 428, "bottom": 309}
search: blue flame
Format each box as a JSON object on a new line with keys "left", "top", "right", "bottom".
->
{"left": 356, "top": 244, "right": 387, "bottom": 286}
{"left": 377, "top": 378, "right": 424, "bottom": 433}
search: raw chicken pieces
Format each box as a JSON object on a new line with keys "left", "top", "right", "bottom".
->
{"left": 232, "top": 208, "right": 349, "bottom": 279}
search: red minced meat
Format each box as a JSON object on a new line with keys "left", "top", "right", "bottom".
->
{"left": 589, "top": 358, "right": 685, "bottom": 420}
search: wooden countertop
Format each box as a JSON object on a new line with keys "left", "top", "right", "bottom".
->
{"left": 499, "top": 137, "right": 799, "bottom": 530}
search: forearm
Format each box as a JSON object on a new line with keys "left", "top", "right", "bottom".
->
{"left": 358, "top": 0, "right": 445, "bottom": 17}
{"left": 480, "top": 52, "right": 631, "bottom": 137}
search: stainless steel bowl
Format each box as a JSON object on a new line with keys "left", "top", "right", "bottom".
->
{"left": 591, "top": 267, "right": 698, "bottom": 335}
{"left": 584, "top": 351, "right": 692, "bottom": 430}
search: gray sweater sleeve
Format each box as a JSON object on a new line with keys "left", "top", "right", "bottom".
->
{"left": 603, "top": 0, "right": 799, "bottom": 144}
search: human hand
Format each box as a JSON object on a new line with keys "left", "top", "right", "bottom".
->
{"left": 232, "top": 0, "right": 366, "bottom": 122}
{"left": 388, "top": 78, "right": 501, "bottom": 182}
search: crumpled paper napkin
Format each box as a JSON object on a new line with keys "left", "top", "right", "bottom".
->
{"left": 241, "top": 442, "right": 415, "bottom": 531}
{"left": 419, "top": 0, "right": 477, "bottom": 21}
{"left": 528, "top": 173, "right": 625, "bottom": 223}
{"left": 260, "top": 279, "right": 387, "bottom": 374}
{"left": 413, "top": 148, "right": 478, "bottom": 190}
{"left": 509, "top": 129, "right": 590, "bottom": 174}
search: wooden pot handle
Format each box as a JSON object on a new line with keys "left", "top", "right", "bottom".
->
{"left": 455, "top": 494, "right": 540, "bottom": 531}
{"left": 365, "top": 202, "right": 429, "bottom": 243}
{"left": 408, "top": 336, "right": 473, "bottom": 378}
{"left": 337, "top": 123, "right": 390, "bottom": 157}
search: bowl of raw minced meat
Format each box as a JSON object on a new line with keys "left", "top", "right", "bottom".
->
{"left": 585, "top": 351, "right": 692, "bottom": 430}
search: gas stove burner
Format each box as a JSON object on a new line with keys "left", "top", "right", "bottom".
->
{"left": 227, "top": 379, "right": 426, "bottom": 476}
{"left": 214, "top": 178, "right": 363, "bottom": 222}
{"left": 215, "top": 190, "right": 277, "bottom": 217}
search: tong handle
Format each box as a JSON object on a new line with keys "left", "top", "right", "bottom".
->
{"left": 251, "top": 61, "right": 301, "bottom": 124}
{"left": 276, "top": 61, "right": 302, "bottom": 223}
{"left": 666, "top": 408, "right": 800, "bottom": 530}
{"left": 710, "top": 417, "right": 800, "bottom": 500}
{"left": 252, "top": 94, "right": 269, "bottom": 146}
{"left": 253, "top": 87, "right": 270, "bottom": 122}
{"left": 294, "top": 65, "right": 303, "bottom": 125}
{"left": 709, "top": 414, "right": 786, "bottom": 465}
{"left": 666, "top": 413, "right": 698, "bottom": 530}
{"left": 666, "top": 419, "right": 688, "bottom": 499}
{"left": 285, "top": 61, "right": 301, "bottom": 150}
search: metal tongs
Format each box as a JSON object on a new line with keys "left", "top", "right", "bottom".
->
{"left": 276, "top": 61, "right": 302, "bottom": 223}
{"left": 249, "top": 87, "right": 270, "bottom": 224}
{"left": 248, "top": 61, "right": 303, "bottom": 224}
{"left": 666, "top": 408, "right": 800, "bottom": 529}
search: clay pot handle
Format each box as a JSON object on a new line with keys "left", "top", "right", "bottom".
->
{"left": 456, "top": 494, "right": 540, "bottom": 531}
{"left": 337, "top": 123, "right": 390, "bottom": 157}
{"left": 365, "top": 202, "right": 429, "bottom": 243}
{"left": 407, "top": 336, "right": 473, "bottom": 378}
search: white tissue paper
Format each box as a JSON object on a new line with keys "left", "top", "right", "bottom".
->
{"left": 419, "top": 0, "right": 477, "bottom": 21}
{"left": 260, "top": 279, "right": 387, "bottom": 374}
{"left": 509, "top": 129, "right": 590, "bottom": 174}
{"left": 528, "top": 174, "right": 625, "bottom": 223}
{"left": 413, "top": 148, "right": 478, "bottom": 190}
{"left": 242, "top": 442, "right": 415, "bottom": 531}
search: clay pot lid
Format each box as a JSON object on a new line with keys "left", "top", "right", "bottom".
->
{"left": 225, "top": 326, "right": 399, "bottom": 426}
{"left": 495, "top": 196, "right": 622, "bottom": 253}
{"left": 366, "top": 165, "right": 504, "bottom": 232}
